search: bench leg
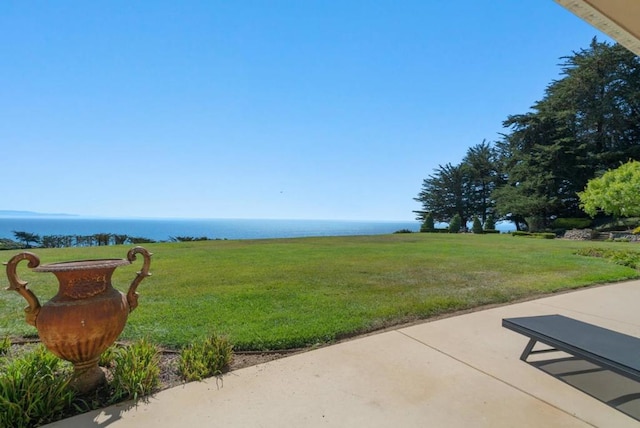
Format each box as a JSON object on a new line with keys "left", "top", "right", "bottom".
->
{"left": 520, "top": 338, "right": 537, "bottom": 361}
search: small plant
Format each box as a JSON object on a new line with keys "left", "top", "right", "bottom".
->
{"left": 0, "top": 336, "right": 10, "bottom": 355}
{"left": 0, "top": 345, "right": 75, "bottom": 428}
{"left": 109, "top": 339, "right": 160, "bottom": 403}
{"left": 179, "top": 333, "right": 233, "bottom": 382}
{"left": 99, "top": 344, "right": 118, "bottom": 368}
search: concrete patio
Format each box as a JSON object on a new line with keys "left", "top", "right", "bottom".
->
{"left": 47, "top": 280, "right": 640, "bottom": 427}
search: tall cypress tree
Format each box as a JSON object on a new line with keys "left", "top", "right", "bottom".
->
{"left": 493, "top": 39, "right": 640, "bottom": 230}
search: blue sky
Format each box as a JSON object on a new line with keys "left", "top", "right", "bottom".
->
{"left": 1, "top": 1, "right": 612, "bottom": 221}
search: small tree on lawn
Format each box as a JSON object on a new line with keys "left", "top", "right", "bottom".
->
{"left": 578, "top": 161, "right": 640, "bottom": 218}
{"left": 472, "top": 216, "right": 483, "bottom": 234}
{"left": 484, "top": 214, "right": 496, "bottom": 231}
{"left": 420, "top": 213, "right": 435, "bottom": 232}
{"left": 449, "top": 214, "right": 462, "bottom": 233}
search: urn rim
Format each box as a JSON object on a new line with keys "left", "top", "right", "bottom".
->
{"left": 33, "top": 258, "right": 131, "bottom": 272}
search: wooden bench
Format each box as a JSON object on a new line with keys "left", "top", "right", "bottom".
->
{"left": 502, "top": 314, "right": 640, "bottom": 382}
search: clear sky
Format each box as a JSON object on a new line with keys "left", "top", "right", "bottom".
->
{"left": 1, "top": 1, "right": 612, "bottom": 221}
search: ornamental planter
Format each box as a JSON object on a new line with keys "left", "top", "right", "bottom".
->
{"left": 5, "top": 246, "right": 152, "bottom": 393}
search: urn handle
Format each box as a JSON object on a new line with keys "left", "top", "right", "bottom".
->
{"left": 4, "top": 252, "right": 42, "bottom": 326}
{"left": 126, "top": 246, "right": 152, "bottom": 312}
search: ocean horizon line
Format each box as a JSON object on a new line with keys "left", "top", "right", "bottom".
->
{"left": 0, "top": 217, "right": 424, "bottom": 242}
{"left": 0, "top": 210, "right": 417, "bottom": 223}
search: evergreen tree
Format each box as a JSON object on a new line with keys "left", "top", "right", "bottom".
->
{"left": 414, "top": 163, "right": 471, "bottom": 224}
{"left": 420, "top": 212, "right": 435, "bottom": 232}
{"left": 493, "top": 39, "right": 640, "bottom": 229}
{"left": 471, "top": 216, "right": 483, "bottom": 234}
{"left": 12, "top": 231, "right": 40, "bottom": 248}
{"left": 462, "top": 141, "right": 501, "bottom": 223}
{"left": 484, "top": 214, "right": 496, "bottom": 231}
{"left": 448, "top": 214, "right": 462, "bottom": 233}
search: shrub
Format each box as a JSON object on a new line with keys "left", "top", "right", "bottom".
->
{"left": 551, "top": 217, "right": 592, "bottom": 230}
{"left": 593, "top": 217, "right": 640, "bottom": 232}
{"left": 0, "top": 345, "right": 75, "bottom": 428}
{"left": 420, "top": 213, "right": 435, "bottom": 232}
{"left": 471, "top": 216, "right": 483, "bottom": 234}
{"left": 393, "top": 229, "right": 413, "bottom": 234}
{"left": 484, "top": 215, "right": 496, "bottom": 231}
{"left": 576, "top": 247, "right": 640, "bottom": 269}
{"left": 128, "top": 236, "right": 157, "bottom": 244}
{"left": 512, "top": 231, "right": 555, "bottom": 239}
{"left": 537, "top": 233, "right": 556, "bottom": 239}
{"left": 109, "top": 339, "right": 160, "bottom": 403}
{"left": 179, "top": 334, "right": 234, "bottom": 382}
{"left": 0, "top": 238, "right": 21, "bottom": 250}
{"left": 171, "top": 236, "right": 210, "bottom": 242}
{"left": 448, "top": 214, "right": 462, "bottom": 233}
{"left": 484, "top": 229, "right": 500, "bottom": 234}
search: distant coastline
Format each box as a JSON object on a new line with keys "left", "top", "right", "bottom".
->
{"left": 0, "top": 210, "right": 76, "bottom": 218}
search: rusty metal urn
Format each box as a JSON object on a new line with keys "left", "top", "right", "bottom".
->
{"left": 5, "top": 246, "right": 152, "bottom": 393}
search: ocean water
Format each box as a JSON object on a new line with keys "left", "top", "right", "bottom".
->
{"left": 0, "top": 217, "right": 421, "bottom": 242}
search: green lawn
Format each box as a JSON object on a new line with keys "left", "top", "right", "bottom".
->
{"left": 1, "top": 233, "right": 637, "bottom": 350}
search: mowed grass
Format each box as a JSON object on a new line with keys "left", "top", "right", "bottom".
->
{"left": 0, "top": 233, "right": 637, "bottom": 350}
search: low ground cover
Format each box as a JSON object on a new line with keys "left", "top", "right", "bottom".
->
{"left": 1, "top": 233, "right": 637, "bottom": 351}
{"left": 0, "top": 335, "right": 234, "bottom": 427}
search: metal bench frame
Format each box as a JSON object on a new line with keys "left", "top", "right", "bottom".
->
{"left": 502, "top": 315, "right": 640, "bottom": 383}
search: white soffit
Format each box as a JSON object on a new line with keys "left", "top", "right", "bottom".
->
{"left": 555, "top": 0, "right": 640, "bottom": 56}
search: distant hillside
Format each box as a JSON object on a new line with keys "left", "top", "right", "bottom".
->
{"left": 0, "top": 210, "right": 76, "bottom": 218}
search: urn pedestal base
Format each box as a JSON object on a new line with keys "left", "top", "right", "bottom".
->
{"left": 70, "top": 359, "right": 106, "bottom": 393}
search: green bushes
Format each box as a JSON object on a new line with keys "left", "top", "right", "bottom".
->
{"left": 448, "top": 214, "right": 462, "bottom": 233}
{"left": 0, "top": 345, "right": 75, "bottom": 428}
{"left": 511, "top": 231, "right": 555, "bottom": 239}
{"left": 0, "top": 334, "right": 236, "bottom": 426}
{"left": 420, "top": 213, "right": 435, "bottom": 232}
{"left": 576, "top": 247, "right": 640, "bottom": 269}
{"left": 107, "top": 339, "right": 161, "bottom": 403}
{"left": 0, "top": 340, "right": 162, "bottom": 426}
{"left": 393, "top": 229, "right": 413, "bottom": 234}
{"left": 551, "top": 218, "right": 593, "bottom": 230}
{"left": 178, "top": 334, "right": 233, "bottom": 382}
{"left": 472, "top": 216, "right": 483, "bottom": 234}
{"left": 593, "top": 217, "right": 640, "bottom": 232}
{"left": 484, "top": 215, "right": 496, "bottom": 231}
